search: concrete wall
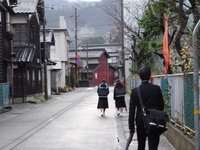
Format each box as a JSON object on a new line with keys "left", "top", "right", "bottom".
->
{"left": 164, "top": 124, "right": 195, "bottom": 150}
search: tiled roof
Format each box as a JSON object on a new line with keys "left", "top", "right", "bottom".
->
{"left": 82, "top": 64, "right": 100, "bottom": 73}
{"left": 82, "top": 64, "right": 116, "bottom": 73}
{"left": 13, "top": 0, "right": 39, "bottom": 13}
{"left": 68, "top": 48, "right": 110, "bottom": 59}
{"left": 10, "top": 0, "right": 18, "bottom": 6}
{"left": 80, "top": 44, "right": 121, "bottom": 53}
{"left": 47, "top": 59, "right": 56, "bottom": 65}
{"left": 13, "top": 45, "right": 36, "bottom": 63}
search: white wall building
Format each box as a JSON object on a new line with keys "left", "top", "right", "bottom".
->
{"left": 48, "top": 16, "right": 69, "bottom": 94}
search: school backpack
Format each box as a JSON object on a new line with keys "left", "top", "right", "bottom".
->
{"left": 98, "top": 84, "right": 109, "bottom": 97}
{"left": 115, "top": 87, "right": 125, "bottom": 97}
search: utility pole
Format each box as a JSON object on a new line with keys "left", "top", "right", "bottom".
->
{"left": 75, "top": 7, "right": 78, "bottom": 87}
{"left": 192, "top": 19, "right": 200, "bottom": 150}
{"left": 121, "top": 0, "right": 126, "bottom": 84}
{"left": 42, "top": 0, "right": 48, "bottom": 100}
{"left": 86, "top": 42, "right": 89, "bottom": 80}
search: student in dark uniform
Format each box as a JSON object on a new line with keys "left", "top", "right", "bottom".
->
{"left": 128, "top": 67, "right": 164, "bottom": 150}
{"left": 114, "top": 80, "right": 126, "bottom": 116}
{"left": 97, "top": 79, "right": 109, "bottom": 117}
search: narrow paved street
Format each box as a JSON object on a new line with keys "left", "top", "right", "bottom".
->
{"left": 0, "top": 87, "right": 175, "bottom": 150}
{"left": 0, "top": 87, "right": 125, "bottom": 150}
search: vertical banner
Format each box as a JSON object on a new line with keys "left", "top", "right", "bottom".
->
{"left": 162, "top": 17, "right": 170, "bottom": 74}
{"left": 76, "top": 55, "right": 81, "bottom": 64}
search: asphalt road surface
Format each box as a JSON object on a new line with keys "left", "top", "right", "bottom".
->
{"left": 0, "top": 87, "right": 125, "bottom": 150}
{"left": 0, "top": 87, "right": 175, "bottom": 150}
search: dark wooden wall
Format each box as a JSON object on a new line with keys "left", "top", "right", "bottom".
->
{"left": 13, "top": 14, "right": 43, "bottom": 99}
{"left": 0, "top": 8, "right": 12, "bottom": 83}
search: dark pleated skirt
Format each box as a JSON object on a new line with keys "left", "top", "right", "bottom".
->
{"left": 97, "top": 97, "right": 109, "bottom": 109}
{"left": 115, "top": 96, "right": 126, "bottom": 108}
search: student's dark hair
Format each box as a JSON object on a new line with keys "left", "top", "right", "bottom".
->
{"left": 117, "top": 79, "right": 121, "bottom": 83}
{"left": 102, "top": 79, "right": 106, "bottom": 83}
{"left": 139, "top": 67, "right": 151, "bottom": 80}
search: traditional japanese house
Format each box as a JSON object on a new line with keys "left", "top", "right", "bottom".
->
{"left": 11, "top": 0, "right": 43, "bottom": 103}
{"left": 69, "top": 48, "right": 116, "bottom": 86}
{"left": 0, "top": 0, "right": 17, "bottom": 108}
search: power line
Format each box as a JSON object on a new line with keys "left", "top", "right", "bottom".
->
{"left": 46, "top": 19, "right": 116, "bottom": 27}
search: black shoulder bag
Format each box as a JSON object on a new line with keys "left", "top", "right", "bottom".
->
{"left": 137, "top": 87, "right": 169, "bottom": 135}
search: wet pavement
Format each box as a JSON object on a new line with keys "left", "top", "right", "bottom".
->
{"left": 0, "top": 87, "right": 175, "bottom": 150}
{"left": 120, "top": 94, "right": 176, "bottom": 150}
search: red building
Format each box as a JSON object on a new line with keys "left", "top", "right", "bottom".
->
{"left": 69, "top": 48, "right": 116, "bottom": 86}
{"left": 93, "top": 52, "right": 116, "bottom": 85}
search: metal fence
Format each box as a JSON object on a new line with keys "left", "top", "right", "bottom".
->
{"left": 127, "top": 73, "right": 195, "bottom": 131}
{"left": 0, "top": 83, "right": 10, "bottom": 109}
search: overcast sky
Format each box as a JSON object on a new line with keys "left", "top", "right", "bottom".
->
{"left": 66, "top": 0, "right": 101, "bottom": 2}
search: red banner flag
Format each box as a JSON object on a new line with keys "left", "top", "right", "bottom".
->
{"left": 76, "top": 55, "right": 81, "bottom": 59}
{"left": 162, "top": 17, "right": 170, "bottom": 74}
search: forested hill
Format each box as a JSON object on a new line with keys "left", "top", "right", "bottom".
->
{"left": 45, "top": 0, "right": 116, "bottom": 42}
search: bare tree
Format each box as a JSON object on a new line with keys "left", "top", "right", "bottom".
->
{"left": 100, "top": 0, "right": 149, "bottom": 71}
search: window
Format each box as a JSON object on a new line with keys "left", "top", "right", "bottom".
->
{"left": 27, "top": 70, "right": 30, "bottom": 80}
{"left": 38, "top": 70, "right": 41, "bottom": 81}
{"left": 50, "top": 45, "right": 55, "bottom": 51}
{"left": 32, "top": 70, "right": 35, "bottom": 81}
{"left": 108, "top": 57, "right": 117, "bottom": 63}
{"left": 108, "top": 58, "right": 112, "bottom": 63}
{"left": 112, "top": 57, "right": 117, "bottom": 63}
